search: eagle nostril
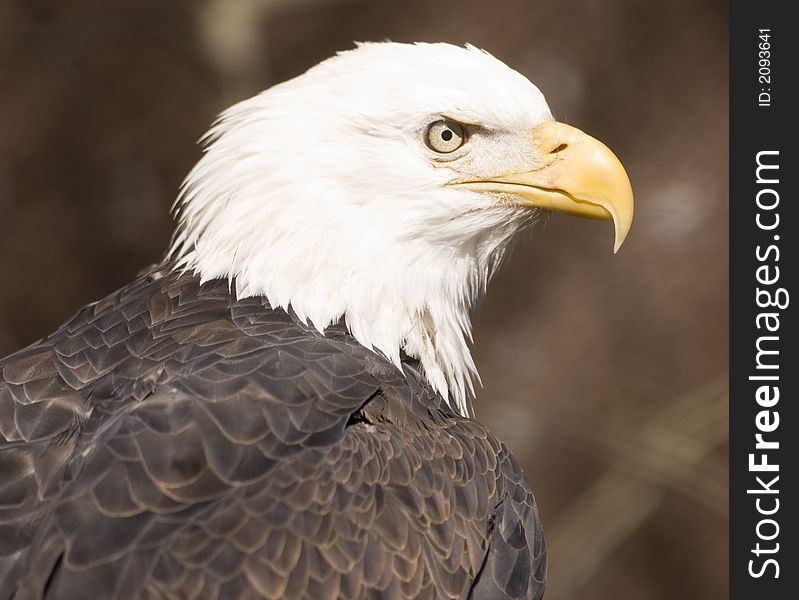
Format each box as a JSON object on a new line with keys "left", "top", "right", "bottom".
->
{"left": 549, "top": 143, "right": 568, "bottom": 154}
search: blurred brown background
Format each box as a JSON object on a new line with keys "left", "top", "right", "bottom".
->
{"left": 1, "top": 1, "right": 728, "bottom": 598}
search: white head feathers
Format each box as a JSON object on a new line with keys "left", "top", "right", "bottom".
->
{"left": 169, "top": 42, "right": 554, "bottom": 416}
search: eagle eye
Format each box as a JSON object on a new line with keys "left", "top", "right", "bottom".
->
{"left": 425, "top": 120, "right": 466, "bottom": 153}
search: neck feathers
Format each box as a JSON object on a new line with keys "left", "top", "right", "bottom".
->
{"left": 169, "top": 196, "right": 526, "bottom": 415}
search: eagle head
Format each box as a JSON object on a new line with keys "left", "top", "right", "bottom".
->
{"left": 169, "top": 42, "right": 633, "bottom": 415}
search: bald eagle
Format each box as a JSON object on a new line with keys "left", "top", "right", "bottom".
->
{"left": 0, "top": 43, "right": 632, "bottom": 599}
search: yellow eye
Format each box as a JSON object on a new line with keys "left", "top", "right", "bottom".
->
{"left": 425, "top": 120, "right": 466, "bottom": 153}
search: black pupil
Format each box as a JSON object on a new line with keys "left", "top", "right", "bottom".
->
{"left": 441, "top": 128, "right": 453, "bottom": 142}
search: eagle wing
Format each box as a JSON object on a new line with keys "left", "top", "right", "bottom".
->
{"left": 0, "top": 266, "right": 545, "bottom": 599}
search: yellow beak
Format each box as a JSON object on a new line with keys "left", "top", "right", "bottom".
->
{"left": 455, "top": 121, "right": 634, "bottom": 253}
